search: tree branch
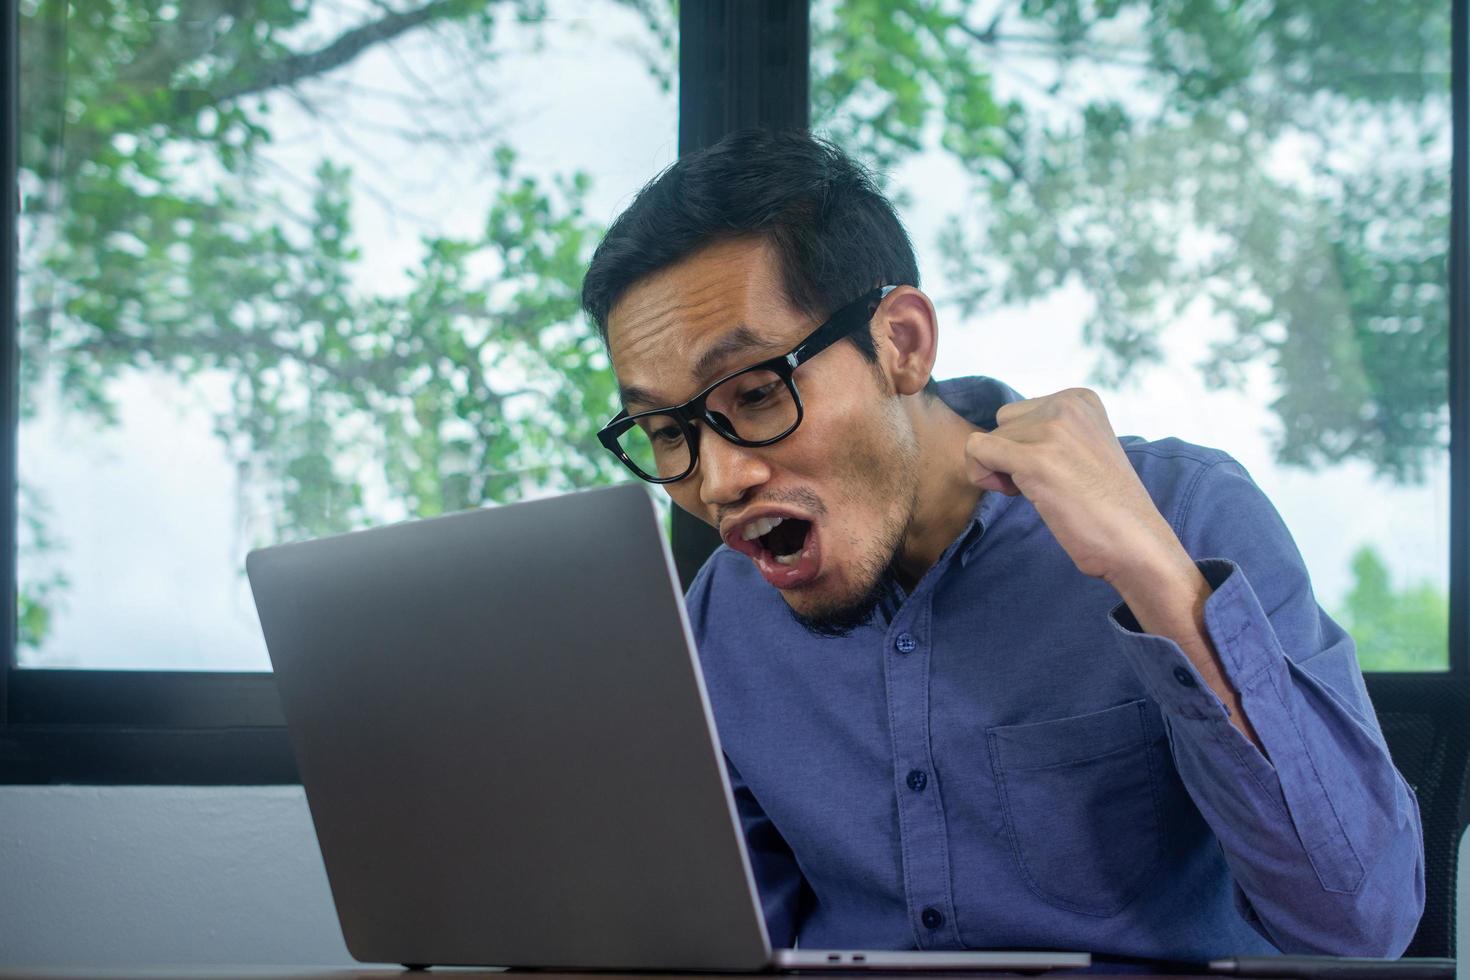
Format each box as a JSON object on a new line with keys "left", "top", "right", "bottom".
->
{"left": 117, "top": 0, "right": 250, "bottom": 88}
{"left": 214, "top": 0, "right": 468, "bottom": 104}
{"left": 62, "top": 329, "right": 415, "bottom": 390}
{"left": 954, "top": 19, "right": 1175, "bottom": 75}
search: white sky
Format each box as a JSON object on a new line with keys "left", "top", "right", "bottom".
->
{"left": 16, "top": 0, "right": 1451, "bottom": 669}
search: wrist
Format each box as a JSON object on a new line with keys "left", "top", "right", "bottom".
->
{"left": 1105, "top": 536, "right": 1209, "bottom": 635}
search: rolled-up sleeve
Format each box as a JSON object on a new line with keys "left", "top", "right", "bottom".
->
{"left": 1108, "top": 457, "right": 1425, "bottom": 956}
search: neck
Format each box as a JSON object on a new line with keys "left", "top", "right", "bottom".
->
{"left": 893, "top": 394, "right": 986, "bottom": 589}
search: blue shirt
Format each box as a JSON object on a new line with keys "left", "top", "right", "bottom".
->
{"left": 684, "top": 376, "right": 1425, "bottom": 961}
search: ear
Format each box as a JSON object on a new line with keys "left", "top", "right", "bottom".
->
{"left": 873, "top": 286, "right": 939, "bottom": 397}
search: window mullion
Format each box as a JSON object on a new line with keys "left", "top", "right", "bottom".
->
{"left": 670, "top": 0, "right": 811, "bottom": 589}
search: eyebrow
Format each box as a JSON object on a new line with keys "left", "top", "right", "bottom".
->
{"left": 618, "top": 324, "right": 776, "bottom": 411}
{"left": 692, "top": 324, "right": 771, "bottom": 380}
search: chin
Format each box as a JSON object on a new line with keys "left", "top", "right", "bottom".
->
{"left": 780, "top": 569, "right": 890, "bottom": 639}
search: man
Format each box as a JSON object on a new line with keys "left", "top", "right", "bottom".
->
{"left": 578, "top": 129, "right": 1424, "bottom": 961}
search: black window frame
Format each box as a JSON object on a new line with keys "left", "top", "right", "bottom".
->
{"left": 0, "top": 0, "right": 1464, "bottom": 785}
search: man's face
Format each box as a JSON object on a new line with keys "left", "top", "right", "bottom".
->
{"left": 605, "top": 238, "right": 920, "bottom": 633}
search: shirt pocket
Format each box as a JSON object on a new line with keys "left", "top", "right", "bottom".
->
{"left": 985, "top": 698, "right": 1165, "bottom": 917}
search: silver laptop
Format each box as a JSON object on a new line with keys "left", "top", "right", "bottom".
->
{"left": 246, "top": 482, "right": 1090, "bottom": 973}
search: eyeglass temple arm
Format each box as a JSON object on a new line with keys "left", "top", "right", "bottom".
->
{"left": 787, "top": 285, "right": 897, "bottom": 367}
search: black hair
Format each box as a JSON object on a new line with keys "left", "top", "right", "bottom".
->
{"left": 581, "top": 129, "right": 930, "bottom": 386}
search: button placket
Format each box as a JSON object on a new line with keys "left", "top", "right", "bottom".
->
{"left": 882, "top": 598, "right": 960, "bottom": 949}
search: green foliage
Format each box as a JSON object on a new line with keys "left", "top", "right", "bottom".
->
{"left": 16, "top": 485, "right": 67, "bottom": 650}
{"left": 19, "top": 0, "right": 634, "bottom": 529}
{"left": 815, "top": 0, "right": 1450, "bottom": 483}
{"left": 1336, "top": 545, "right": 1448, "bottom": 671}
{"left": 15, "top": 0, "right": 1452, "bottom": 656}
{"left": 17, "top": 0, "right": 660, "bottom": 647}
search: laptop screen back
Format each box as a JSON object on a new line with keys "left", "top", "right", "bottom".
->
{"left": 247, "top": 484, "right": 771, "bottom": 970}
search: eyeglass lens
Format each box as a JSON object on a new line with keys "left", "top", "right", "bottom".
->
{"left": 614, "top": 368, "right": 798, "bottom": 479}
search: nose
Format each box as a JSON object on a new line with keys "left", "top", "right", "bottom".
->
{"left": 695, "top": 424, "right": 770, "bottom": 509}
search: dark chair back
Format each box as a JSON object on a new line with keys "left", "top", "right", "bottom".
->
{"left": 1364, "top": 672, "right": 1470, "bottom": 958}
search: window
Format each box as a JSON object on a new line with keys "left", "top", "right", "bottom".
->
{"left": 812, "top": 0, "right": 1455, "bottom": 669}
{"left": 16, "top": 0, "right": 675, "bottom": 671}
{"left": 2, "top": 1, "right": 1463, "bottom": 784}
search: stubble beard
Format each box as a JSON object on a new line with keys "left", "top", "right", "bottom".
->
{"left": 786, "top": 501, "right": 914, "bottom": 637}
{"left": 786, "top": 410, "right": 922, "bottom": 639}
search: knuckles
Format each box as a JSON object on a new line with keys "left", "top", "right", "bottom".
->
{"left": 997, "top": 387, "right": 1106, "bottom": 428}
{"left": 1057, "top": 387, "right": 1104, "bottom": 418}
{"left": 979, "top": 387, "right": 1114, "bottom": 468}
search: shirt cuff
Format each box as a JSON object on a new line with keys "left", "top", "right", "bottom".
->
{"left": 1109, "top": 559, "right": 1396, "bottom": 907}
{"left": 1107, "top": 558, "right": 1270, "bottom": 721}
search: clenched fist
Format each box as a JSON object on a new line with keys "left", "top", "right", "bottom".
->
{"left": 964, "top": 387, "right": 1190, "bottom": 590}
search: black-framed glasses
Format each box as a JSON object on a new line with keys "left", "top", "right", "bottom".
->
{"left": 599, "top": 285, "right": 897, "bottom": 484}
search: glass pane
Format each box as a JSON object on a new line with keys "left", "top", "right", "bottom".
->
{"left": 710, "top": 368, "right": 798, "bottom": 442}
{"left": 618, "top": 413, "right": 689, "bottom": 481}
{"left": 17, "top": 0, "right": 676, "bottom": 669}
{"left": 813, "top": 0, "right": 1451, "bottom": 670}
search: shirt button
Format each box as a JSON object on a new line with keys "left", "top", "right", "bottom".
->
{"left": 906, "top": 769, "right": 928, "bottom": 792}
{"left": 895, "top": 633, "right": 917, "bottom": 654}
{"left": 1173, "top": 665, "right": 1197, "bottom": 688}
{"left": 921, "top": 907, "right": 944, "bottom": 930}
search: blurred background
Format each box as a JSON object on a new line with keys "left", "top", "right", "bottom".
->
{"left": 15, "top": 0, "right": 1452, "bottom": 672}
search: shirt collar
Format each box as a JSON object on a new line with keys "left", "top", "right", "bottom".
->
{"left": 933, "top": 376, "right": 1026, "bottom": 566}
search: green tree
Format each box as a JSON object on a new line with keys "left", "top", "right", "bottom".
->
{"left": 1336, "top": 545, "right": 1448, "bottom": 671}
{"left": 814, "top": 0, "right": 1449, "bottom": 483}
{"left": 17, "top": 0, "right": 1452, "bottom": 657}
{"left": 18, "top": 0, "right": 669, "bottom": 647}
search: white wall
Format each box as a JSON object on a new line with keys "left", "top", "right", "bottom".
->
{"left": 0, "top": 786, "right": 353, "bottom": 968}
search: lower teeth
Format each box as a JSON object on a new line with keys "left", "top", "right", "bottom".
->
{"left": 774, "top": 552, "right": 801, "bottom": 566}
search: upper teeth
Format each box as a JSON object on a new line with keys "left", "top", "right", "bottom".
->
{"left": 741, "top": 516, "right": 785, "bottom": 541}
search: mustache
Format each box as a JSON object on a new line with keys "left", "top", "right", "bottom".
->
{"left": 717, "top": 487, "right": 827, "bottom": 528}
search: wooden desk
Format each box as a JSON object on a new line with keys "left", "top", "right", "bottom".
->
{"left": 0, "top": 968, "right": 1243, "bottom": 980}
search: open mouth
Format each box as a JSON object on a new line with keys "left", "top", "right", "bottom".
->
{"left": 725, "top": 513, "right": 821, "bottom": 588}
{"left": 743, "top": 515, "right": 811, "bottom": 565}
